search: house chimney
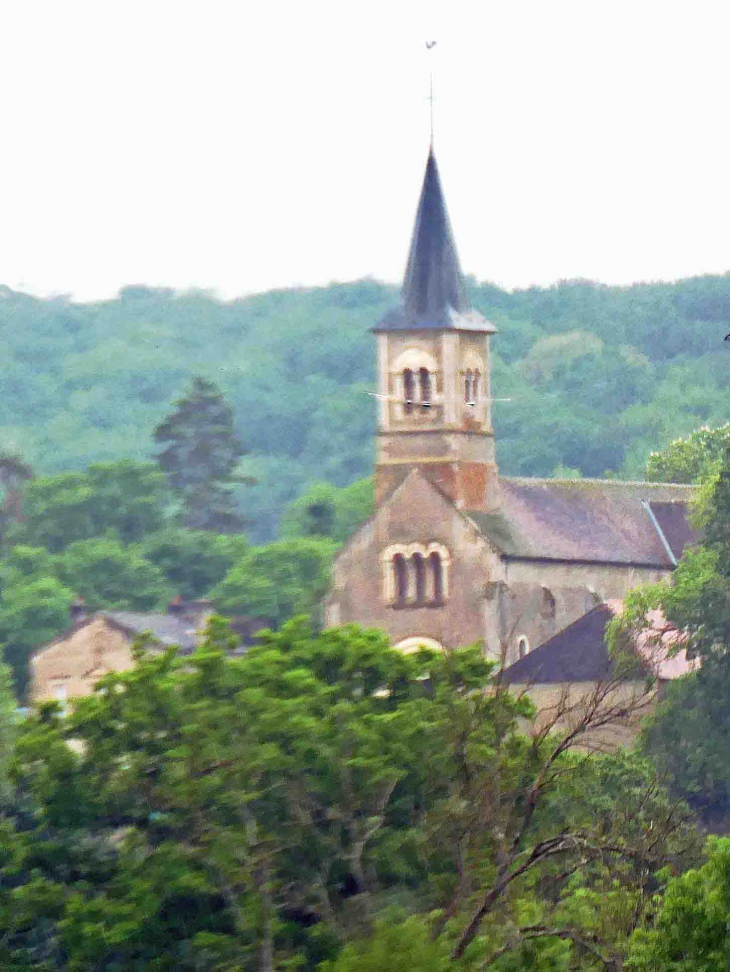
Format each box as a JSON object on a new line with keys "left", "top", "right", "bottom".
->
{"left": 167, "top": 594, "right": 184, "bottom": 616}
{"left": 167, "top": 596, "right": 214, "bottom": 630}
{"left": 183, "top": 599, "right": 214, "bottom": 628}
{"left": 69, "top": 595, "right": 88, "bottom": 625}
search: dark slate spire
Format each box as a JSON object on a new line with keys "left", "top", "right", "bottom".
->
{"left": 403, "top": 149, "right": 466, "bottom": 318}
{"left": 375, "top": 149, "right": 495, "bottom": 333}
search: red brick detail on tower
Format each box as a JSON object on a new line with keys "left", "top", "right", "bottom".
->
{"left": 375, "top": 461, "right": 498, "bottom": 510}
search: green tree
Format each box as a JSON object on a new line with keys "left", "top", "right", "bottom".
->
{"left": 645, "top": 422, "right": 730, "bottom": 484}
{"left": 279, "top": 478, "right": 373, "bottom": 544}
{"left": 7, "top": 618, "right": 700, "bottom": 970}
{"left": 319, "top": 916, "right": 449, "bottom": 972}
{"left": 0, "top": 544, "right": 56, "bottom": 589}
{"left": 12, "top": 619, "right": 438, "bottom": 969}
{"left": 55, "top": 535, "right": 173, "bottom": 611}
{"left": 17, "top": 460, "right": 170, "bottom": 553}
{"left": 639, "top": 662, "right": 730, "bottom": 819}
{"left": 0, "top": 533, "right": 171, "bottom": 694}
{"left": 335, "top": 477, "right": 374, "bottom": 540}
{"left": 0, "top": 661, "right": 17, "bottom": 804}
{"left": 615, "top": 445, "right": 730, "bottom": 667}
{"left": 279, "top": 482, "right": 339, "bottom": 540}
{"left": 418, "top": 656, "right": 692, "bottom": 965}
{"left": 135, "top": 527, "right": 248, "bottom": 600}
{"left": 626, "top": 837, "right": 730, "bottom": 970}
{"left": 0, "top": 576, "right": 72, "bottom": 697}
{"left": 611, "top": 445, "right": 730, "bottom": 820}
{"left": 212, "top": 537, "right": 337, "bottom": 628}
{"left": 0, "top": 450, "right": 33, "bottom": 547}
{"left": 83, "top": 459, "right": 171, "bottom": 542}
{"left": 153, "top": 377, "right": 248, "bottom": 532}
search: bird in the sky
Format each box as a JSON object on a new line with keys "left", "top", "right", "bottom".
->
{"left": 426, "top": 41, "right": 437, "bottom": 49}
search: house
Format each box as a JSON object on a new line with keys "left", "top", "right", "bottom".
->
{"left": 325, "top": 149, "right": 699, "bottom": 664}
{"left": 29, "top": 598, "right": 214, "bottom": 704}
{"left": 501, "top": 599, "right": 696, "bottom": 748}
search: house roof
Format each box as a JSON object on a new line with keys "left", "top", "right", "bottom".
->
{"left": 504, "top": 604, "right": 617, "bottom": 683}
{"left": 373, "top": 149, "right": 495, "bottom": 334}
{"left": 102, "top": 611, "right": 200, "bottom": 652}
{"left": 502, "top": 600, "right": 696, "bottom": 685}
{"left": 467, "top": 478, "right": 699, "bottom": 567}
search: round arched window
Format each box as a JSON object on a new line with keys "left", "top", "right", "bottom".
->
{"left": 517, "top": 636, "right": 530, "bottom": 660}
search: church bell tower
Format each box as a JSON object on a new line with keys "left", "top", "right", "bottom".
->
{"left": 373, "top": 149, "right": 498, "bottom": 511}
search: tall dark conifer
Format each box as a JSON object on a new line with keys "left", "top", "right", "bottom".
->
{"left": 0, "top": 450, "right": 33, "bottom": 546}
{"left": 153, "top": 377, "right": 248, "bottom": 532}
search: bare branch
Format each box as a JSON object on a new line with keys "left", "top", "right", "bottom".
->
{"left": 482, "top": 924, "right": 618, "bottom": 970}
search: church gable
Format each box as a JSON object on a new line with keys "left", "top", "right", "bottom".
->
{"left": 376, "top": 467, "right": 467, "bottom": 543}
{"left": 329, "top": 469, "right": 497, "bottom": 649}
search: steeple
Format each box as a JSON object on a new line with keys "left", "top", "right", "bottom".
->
{"left": 375, "top": 149, "right": 494, "bottom": 333}
{"left": 372, "top": 147, "right": 499, "bottom": 511}
{"left": 403, "top": 148, "right": 466, "bottom": 320}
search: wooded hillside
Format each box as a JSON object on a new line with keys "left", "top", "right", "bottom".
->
{"left": 2, "top": 274, "right": 729, "bottom": 541}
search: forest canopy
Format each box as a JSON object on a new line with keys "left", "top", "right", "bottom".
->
{"left": 2, "top": 274, "right": 730, "bottom": 542}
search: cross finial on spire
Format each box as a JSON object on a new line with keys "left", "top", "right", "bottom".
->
{"left": 426, "top": 41, "right": 437, "bottom": 146}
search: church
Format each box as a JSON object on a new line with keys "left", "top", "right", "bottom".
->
{"left": 324, "top": 149, "right": 697, "bottom": 665}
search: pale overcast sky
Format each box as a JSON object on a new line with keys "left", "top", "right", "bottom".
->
{"left": 2, "top": 0, "right": 730, "bottom": 301}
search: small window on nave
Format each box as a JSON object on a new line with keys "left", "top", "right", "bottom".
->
{"left": 517, "top": 636, "right": 530, "bottom": 660}
{"left": 540, "top": 587, "right": 556, "bottom": 620}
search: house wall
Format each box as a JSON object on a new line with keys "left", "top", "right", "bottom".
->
{"left": 30, "top": 617, "right": 134, "bottom": 704}
{"left": 497, "top": 561, "right": 672, "bottom": 666}
{"left": 508, "top": 679, "right": 658, "bottom": 750}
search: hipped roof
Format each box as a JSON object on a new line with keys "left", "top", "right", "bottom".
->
{"left": 374, "top": 149, "right": 495, "bottom": 334}
{"left": 103, "top": 611, "right": 200, "bottom": 652}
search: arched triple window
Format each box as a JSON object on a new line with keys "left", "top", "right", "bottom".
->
{"left": 383, "top": 544, "right": 450, "bottom": 607}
